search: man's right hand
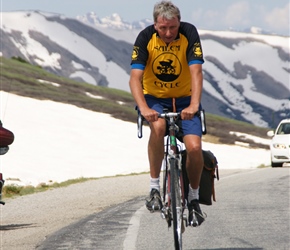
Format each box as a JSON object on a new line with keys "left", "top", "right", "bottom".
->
{"left": 141, "top": 107, "right": 159, "bottom": 122}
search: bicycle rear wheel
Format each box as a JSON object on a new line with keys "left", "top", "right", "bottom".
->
{"left": 170, "top": 158, "right": 183, "bottom": 250}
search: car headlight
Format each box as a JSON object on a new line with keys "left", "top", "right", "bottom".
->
{"left": 273, "top": 143, "right": 287, "bottom": 149}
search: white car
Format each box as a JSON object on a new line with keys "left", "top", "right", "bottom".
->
{"left": 267, "top": 119, "right": 290, "bottom": 167}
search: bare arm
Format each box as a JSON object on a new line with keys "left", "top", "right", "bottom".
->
{"left": 181, "top": 64, "right": 203, "bottom": 120}
{"left": 129, "top": 69, "right": 159, "bottom": 122}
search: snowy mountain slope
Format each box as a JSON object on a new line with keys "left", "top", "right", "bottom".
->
{"left": 1, "top": 11, "right": 131, "bottom": 91}
{"left": 76, "top": 12, "right": 152, "bottom": 31}
{"left": 200, "top": 33, "right": 289, "bottom": 127}
{"left": 0, "top": 11, "right": 289, "bottom": 128}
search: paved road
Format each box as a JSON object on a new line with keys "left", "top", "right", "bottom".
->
{"left": 37, "top": 168, "right": 290, "bottom": 250}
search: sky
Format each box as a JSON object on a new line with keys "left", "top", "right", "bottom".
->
{"left": 0, "top": 91, "right": 271, "bottom": 187}
{"left": 1, "top": 0, "right": 289, "bottom": 35}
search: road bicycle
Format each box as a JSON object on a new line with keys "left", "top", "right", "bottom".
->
{"left": 159, "top": 111, "right": 186, "bottom": 250}
{"left": 137, "top": 109, "right": 199, "bottom": 250}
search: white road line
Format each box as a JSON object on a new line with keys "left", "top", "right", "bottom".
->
{"left": 123, "top": 205, "right": 146, "bottom": 250}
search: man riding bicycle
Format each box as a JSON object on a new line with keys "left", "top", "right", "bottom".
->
{"left": 129, "top": 0, "right": 205, "bottom": 226}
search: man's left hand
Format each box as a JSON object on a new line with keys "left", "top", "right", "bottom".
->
{"left": 181, "top": 107, "right": 198, "bottom": 120}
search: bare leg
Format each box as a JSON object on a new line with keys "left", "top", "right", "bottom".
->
{"left": 148, "top": 119, "right": 166, "bottom": 178}
{"left": 183, "top": 135, "right": 203, "bottom": 189}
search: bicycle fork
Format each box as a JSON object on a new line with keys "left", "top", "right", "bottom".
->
{"left": 161, "top": 156, "right": 188, "bottom": 229}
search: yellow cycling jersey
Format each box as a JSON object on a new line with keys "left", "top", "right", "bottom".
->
{"left": 131, "top": 22, "right": 204, "bottom": 98}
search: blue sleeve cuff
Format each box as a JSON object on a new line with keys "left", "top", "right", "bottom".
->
{"left": 131, "top": 64, "right": 146, "bottom": 70}
{"left": 188, "top": 59, "right": 204, "bottom": 66}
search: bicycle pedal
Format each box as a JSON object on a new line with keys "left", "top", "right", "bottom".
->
{"left": 161, "top": 207, "right": 167, "bottom": 218}
{"left": 190, "top": 220, "right": 198, "bottom": 227}
{"left": 182, "top": 220, "right": 185, "bottom": 234}
{"left": 183, "top": 214, "right": 188, "bottom": 227}
{"left": 152, "top": 204, "right": 161, "bottom": 211}
{"left": 188, "top": 213, "right": 199, "bottom": 227}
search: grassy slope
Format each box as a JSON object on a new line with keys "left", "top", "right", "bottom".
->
{"left": 0, "top": 57, "right": 269, "bottom": 148}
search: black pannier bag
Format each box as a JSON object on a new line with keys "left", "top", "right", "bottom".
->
{"left": 181, "top": 150, "right": 219, "bottom": 205}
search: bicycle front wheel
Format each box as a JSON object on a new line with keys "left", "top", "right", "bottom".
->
{"left": 170, "top": 158, "right": 183, "bottom": 250}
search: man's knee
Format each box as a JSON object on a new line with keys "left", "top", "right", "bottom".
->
{"left": 184, "top": 136, "right": 202, "bottom": 152}
{"left": 150, "top": 120, "right": 166, "bottom": 137}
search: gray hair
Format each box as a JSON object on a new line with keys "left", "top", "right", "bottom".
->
{"left": 153, "top": 1, "right": 181, "bottom": 23}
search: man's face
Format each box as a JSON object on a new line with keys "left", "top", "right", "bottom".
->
{"left": 154, "top": 16, "right": 180, "bottom": 44}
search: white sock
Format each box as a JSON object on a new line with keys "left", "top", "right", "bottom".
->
{"left": 150, "top": 177, "right": 160, "bottom": 191}
{"left": 188, "top": 185, "right": 199, "bottom": 202}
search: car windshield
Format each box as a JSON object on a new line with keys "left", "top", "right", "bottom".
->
{"left": 277, "top": 122, "right": 290, "bottom": 135}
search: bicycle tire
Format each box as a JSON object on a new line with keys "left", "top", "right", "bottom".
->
{"left": 170, "top": 158, "right": 183, "bottom": 250}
